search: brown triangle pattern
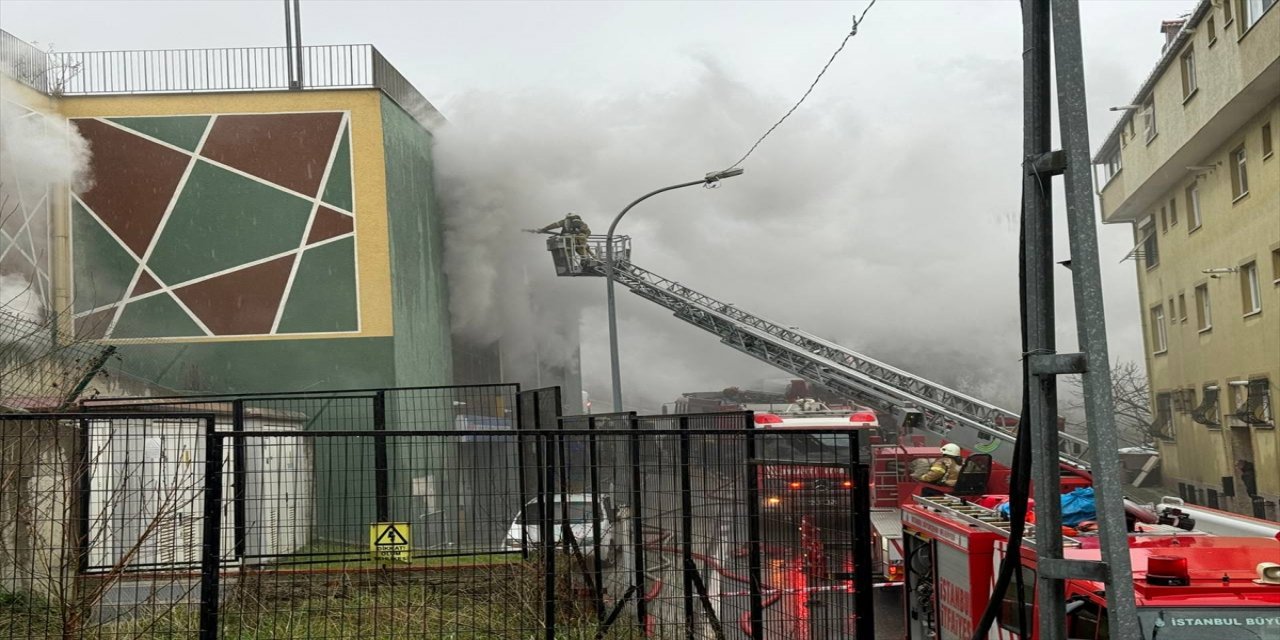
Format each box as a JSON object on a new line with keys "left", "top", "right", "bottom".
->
{"left": 200, "top": 112, "right": 344, "bottom": 196}
{"left": 130, "top": 271, "right": 162, "bottom": 297}
{"left": 74, "top": 119, "right": 190, "bottom": 256}
{"left": 306, "top": 206, "right": 354, "bottom": 245}
{"left": 173, "top": 255, "right": 294, "bottom": 335}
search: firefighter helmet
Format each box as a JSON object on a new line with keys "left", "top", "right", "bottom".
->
{"left": 940, "top": 443, "right": 962, "bottom": 457}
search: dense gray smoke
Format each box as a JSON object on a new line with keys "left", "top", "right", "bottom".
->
{"left": 434, "top": 57, "right": 1038, "bottom": 411}
{"left": 0, "top": 74, "right": 93, "bottom": 321}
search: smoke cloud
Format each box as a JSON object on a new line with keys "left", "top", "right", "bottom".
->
{"left": 1, "top": 73, "right": 94, "bottom": 321}
{"left": 434, "top": 55, "right": 1040, "bottom": 412}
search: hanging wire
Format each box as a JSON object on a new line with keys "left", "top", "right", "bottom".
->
{"left": 721, "top": 0, "right": 878, "bottom": 172}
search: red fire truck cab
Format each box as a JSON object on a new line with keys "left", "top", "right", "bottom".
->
{"left": 901, "top": 494, "right": 1280, "bottom": 640}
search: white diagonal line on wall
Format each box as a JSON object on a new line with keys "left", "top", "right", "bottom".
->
{"left": 271, "top": 112, "right": 351, "bottom": 334}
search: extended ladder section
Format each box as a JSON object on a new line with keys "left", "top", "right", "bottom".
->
{"left": 912, "top": 495, "right": 1082, "bottom": 549}
{"left": 549, "top": 235, "right": 1091, "bottom": 473}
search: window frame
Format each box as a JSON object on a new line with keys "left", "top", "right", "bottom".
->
{"left": 1272, "top": 247, "right": 1280, "bottom": 286}
{"left": 1207, "top": 14, "right": 1218, "bottom": 45}
{"left": 1169, "top": 197, "right": 1178, "bottom": 226}
{"left": 1239, "top": 0, "right": 1275, "bottom": 34}
{"left": 1230, "top": 145, "right": 1249, "bottom": 201}
{"left": 1196, "top": 284, "right": 1213, "bottom": 332}
{"left": 1142, "top": 96, "right": 1158, "bottom": 144}
{"left": 1151, "top": 304, "right": 1169, "bottom": 354}
{"left": 1180, "top": 46, "right": 1198, "bottom": 101}
{"left": 1263, "top": 122, "right": 1274, "bottom": 160}
{"left": 1178, "top": 292, "right": 1187, "bottom": 322}
{"left": 1186, "top": 183, "right": 1203, "bottom": 231}
{"left": 1241, "top": 261, "right": 1262, "bottom": 315}
{"left": 1140, "top": 218, "right": 1160, "bottom": 269}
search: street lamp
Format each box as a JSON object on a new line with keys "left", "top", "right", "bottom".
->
{"left": 605, "top": 167, "right": 745, "bottom": 412}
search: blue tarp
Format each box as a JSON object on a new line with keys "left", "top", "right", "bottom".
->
{"left": 994, "top": 487, "right": 1096, "bottom": 526}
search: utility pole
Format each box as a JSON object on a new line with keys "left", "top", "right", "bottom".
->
{"left": 1022, "top": 1, "right": 1140, "bottom": 638}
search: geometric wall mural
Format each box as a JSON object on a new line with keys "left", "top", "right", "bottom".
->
{"left": 70, "top": 111, "right": 358, "bottom": 339}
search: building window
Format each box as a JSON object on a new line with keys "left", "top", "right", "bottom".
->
{"left": 1178, "top": 292, "right": 1187, "bottom": 322}
{"left": 1264, "top": 122, "right": 1274, "bottom": 159}
{"left": 1160, "top": 206, "right": 1168, "bottom": 233}
{"left": 1142, "top": 97, "right": 1157, "bottom": 143}
{"left": 1240, "top": 261, "right": 1262, "bottom": 315}
{"left": 1207, "top": 14, "right": 1218, "bottom": 45}
{"left": 1230, "top": 145, "right": 1249, "bottom": 200}
{"left": 1272, "top": 248, "right": 1280, "bottom": 285}
{"left": 1140, "top": 218, "right": 1159, "bottom": 268}
{"left": 1224, "top": 0, "right": 1234, "bottom": 25}
{"left": 1098, "top": 147, "right": 1122, "bottom": 184}
{"left": 1195, "top": 284, "right": 1212, "bottom": 331}
{"left": 1151, "top": 304, "right": 1168, "bottom": 354}
{"left": 1169, "top": 197, "right": 1178, "bottom": 226}
{"left": 1186, "top": 183, "right": 1202, "bottom": 231}
{"left": 1240, "top": 0, "right": 1276, "bottom": 32}
{"left": 1180, "top": 47, "right": 1197, "bottom": 99}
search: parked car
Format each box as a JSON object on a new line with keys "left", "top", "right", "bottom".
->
{"left": 503, "top": 493, "right": 617, "bottom": 563}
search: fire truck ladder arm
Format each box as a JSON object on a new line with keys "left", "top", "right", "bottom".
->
{"left": 595, "top": 256, "right": 1091, "bottom": 472}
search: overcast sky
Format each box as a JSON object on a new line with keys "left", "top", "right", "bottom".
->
{"left": 1, "top": 0, "right": 1194, "bottom": 412}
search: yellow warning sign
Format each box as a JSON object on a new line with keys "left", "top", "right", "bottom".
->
{"left": 370, "top": 522, "right": 411, "bottom": 563}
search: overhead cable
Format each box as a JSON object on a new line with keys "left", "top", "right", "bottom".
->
{"left": 721, "top": 0, "right": 878, "bottom": 172}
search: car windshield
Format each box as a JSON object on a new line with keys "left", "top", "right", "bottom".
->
{"left": 519, "top": 502, "right": 597, "bottom": 524}
{"left": 759, "top": 433, "right": 851, "bottom": 462}
{"left": 1138, "top": 607, "right": 1280, "bottom": 640}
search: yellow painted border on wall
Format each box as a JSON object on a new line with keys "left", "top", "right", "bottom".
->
{"left": 58, "top": 89, "right": 394, "bottom": 340}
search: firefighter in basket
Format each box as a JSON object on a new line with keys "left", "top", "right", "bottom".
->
{"left": 528, "top": 213, "right": 594, "bottom": 262}
{"left": 914, "top": 443, "right": 965, "bottom": 494}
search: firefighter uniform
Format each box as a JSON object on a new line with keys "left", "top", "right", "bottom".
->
{"left": 917, "top": 455, "right": 962, "bottom": 487}
{"left": 540, "top": 214, "right": 593, "bottom": 259}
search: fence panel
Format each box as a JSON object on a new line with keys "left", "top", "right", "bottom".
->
{"left": 46, "top": 385, "right": 878, "bottom": 639}
{"left": 1, "top": 411, "right": 217, "bottom": 639}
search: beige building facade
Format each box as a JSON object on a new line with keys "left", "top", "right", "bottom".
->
{"left": 1094, "top": 0, "right": 1279, "bottom": 518}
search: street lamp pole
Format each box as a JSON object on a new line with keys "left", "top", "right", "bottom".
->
{"left": 605, "top": 168, "right": 744, "bottom": 412}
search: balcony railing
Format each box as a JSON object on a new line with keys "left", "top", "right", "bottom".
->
{"left": 0, "top": 31, "right": 440, "bottom": 128}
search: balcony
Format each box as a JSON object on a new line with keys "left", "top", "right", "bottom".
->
{"left": 1096, "top": 6, "right": 1279, "bottom": 223}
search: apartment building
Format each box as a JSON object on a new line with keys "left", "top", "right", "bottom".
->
{"left": 1093, "top": 0, "right": 1278, "bottom": 518}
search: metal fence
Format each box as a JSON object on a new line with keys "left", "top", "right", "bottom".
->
{"left": 0, "top": 29, "right": 440, "bottom": 129}
{"left": 0, "top": 411, "right": 221, "bottom": 638}
{"left": 2, "top": 385, "right": 876, "bottom": 639}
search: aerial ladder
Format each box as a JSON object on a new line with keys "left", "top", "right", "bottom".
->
{"left": 547, "top": 235, "right": 1093, "bottom": 475}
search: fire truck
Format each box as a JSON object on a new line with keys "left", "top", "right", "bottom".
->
{"left": 901, "top": 493, "right": 1280, "bottom": 639}
{"left": 751, "top": 399, "right": 878, "bottom": 515}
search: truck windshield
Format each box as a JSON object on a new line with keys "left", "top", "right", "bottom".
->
{"left": 759, "top": 433, "right": 851, "bottom": 462}
{"left": 1138, "top": 608, "right": 1280, "bottom": 640}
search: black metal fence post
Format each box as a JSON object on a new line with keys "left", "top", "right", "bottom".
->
{"left": 76, "top": 418, "right": 91, "bottom": 576}
{"left": 515, "top": 392, "right": 530, "bottom": 560}
{"left": 198, "top": 416, "right": 225, "bottom": 640}
{"left": 678, "top": 416, "right": 696, "bottom": 640}
{"left": 743, "top": 425, "right": 765, "bottom": 640}
{"left": 534, "top": 393, "right": 557, "bottom": 640}
{"left": 587, "top": 415, "right": 606, "bottom": 621}
{"left": 628, "top": 414, "right": 649, "bottom": 632}
{"left": 232, "top": 399, "right": 247, "bottom": 559}
{"left": 373, "top": 390, "right": 390, "bottom": 523}
{"left": 850, "top": 429, "right": 875, "bottom": 639}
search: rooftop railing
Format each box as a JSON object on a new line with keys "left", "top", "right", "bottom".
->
{"left": 0, "top": 31, "right": 441, "bottom": 128}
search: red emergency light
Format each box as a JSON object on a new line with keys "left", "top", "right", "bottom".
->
{"left": 789, "top": 481, "right": 804, "bottom": 490}
{"left": 1146, "top": 555, "right": 1190, "bottom": 586}
{"left": 849, "top": 412, "right": 876, "bottom": 423}
{"left": 754, "top": 413, "right": 784, "bottom": 425}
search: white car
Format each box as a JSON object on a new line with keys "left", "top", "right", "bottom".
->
{"left": 503, "top": 493, "right": 617, "bottom": 563}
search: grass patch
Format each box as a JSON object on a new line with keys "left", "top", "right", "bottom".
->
{"left": 261, "top": 542, "right": 520, "bottom": 572}
{"left": 2, "top": 557, "right": 641, "bottom": 639}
